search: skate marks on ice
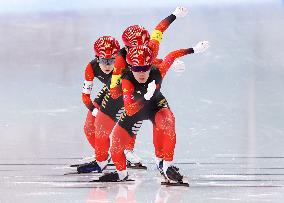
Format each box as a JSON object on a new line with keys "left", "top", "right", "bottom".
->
{"left": 1, "top": 157, "right": 284, "bottom": 202}
{"left": 179, "top": 156, "right": 284, "bottom": 188}
{"left": 1, "top": 156, "right": 284, "bottom": 188}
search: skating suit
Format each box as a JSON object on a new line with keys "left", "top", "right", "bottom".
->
{"left": 111, "top": 48, "right": 195, "bottom": 171}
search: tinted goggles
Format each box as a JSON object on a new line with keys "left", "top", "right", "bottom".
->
{"left": 98, "top": 58, "right": 115, "bottom": 65}
{"left": 130, "top": 65, "right": 151, "bottom": 72}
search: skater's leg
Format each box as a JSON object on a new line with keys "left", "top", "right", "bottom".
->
{"left": 125, "top": 136, "right": 136, "bottom": 151}
{"left": 124, "top": 133, "right": 145, "bottom": 165}
{"left": 94, "top": 111, "right": 116, "bottom": 164}
{"left": 77, "top": 111, "right": 115, "bottom": 173}
{"left": 154, "top": 108, "right": 176, "bottom": 162}
{"left": 111, "top": 124, "right": 133, "bottom": 171}
{"left": 153, "top": 123, "right": 164, "bottom": 159}
{"left": 83, "top": 86, "right": 107, "bottom": 150}
{"left": 124, "top": 135, "right": 143, "bottom": 164}
{"left": 95, "top": 124, "right": 133, "bottom": 181}
{"left": 153, "top": 123, "right": 165, "bottom": 174}
{"left": 154, "top": 108, "right": 183, "bottom": 182}
{"left": 84, "top": 111, "right": 97, "bottom": 150}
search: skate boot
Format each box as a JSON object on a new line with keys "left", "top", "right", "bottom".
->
{"left": 161, "top": 165, "right": 189, "bottom": 187}
{"left": 165, "top": 166, "right": 183, "bottom": 182}
{"left": 96, "top": 170, "right": 131, "bottom": 182}
{"left": 160, "top": 161, "right": 189, "bottom": 187}
{"left": 162, "top": 161, "right": 182, "bottom": 181}
{"left": 77, "top": 160, "right": 106, "bottom": 174}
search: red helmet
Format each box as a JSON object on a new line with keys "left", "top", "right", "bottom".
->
{"left": 94, "top": 36, "right": 120, "bottom": 59}
{"left": 122, "top": 25, "right": 150, "bottom": 47}
{"left": 126, "top": 45, "right": 153, "bottom": 66}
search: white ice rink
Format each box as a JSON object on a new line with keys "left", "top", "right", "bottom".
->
{"left": 1, "top": 0, "right": 284, "bottom": 202}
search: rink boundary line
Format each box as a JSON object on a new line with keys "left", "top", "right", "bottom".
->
{"left": 0, "top": 162, "right": 269, "bottom": 165}
{"left": 46, "top": 185, "right": 284, "bottom": 188}
{"left": 34, "top": 156, "right": 284, "bottom": 159}
{"left": 0, "top": 163, "right": 67, "bottom": 166}
{"left": 2, "top": 163, "right": 284, "bottom": 168}
{"left": 215, "top": 156, "right": 284, "bottom": 159}
{"left": 2, "top": 156, "right": 284, "bottom": 160}
{"left": 197, "top": 173, "right": 284, "bottom": 176}
{"left": 8, "top": 179, "right": 284, "bottom": 183}
{"left": 194, "top": 179, "right": 284, "bottom": 182}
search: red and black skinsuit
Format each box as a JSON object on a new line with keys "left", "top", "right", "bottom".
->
{"left": 82, "top": 58, "right": 112, "bottom": 151}
{"left": 93, "top": 14, "right": 177, "bottom": 163}
{"left": 110, "top": 48, "right": 195, "bottom": 171}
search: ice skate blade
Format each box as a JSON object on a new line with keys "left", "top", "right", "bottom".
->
{"left": 127, "top": 164, "right": 147, "bottom": 170}
{"left": 127, "top": 162, "right": 147, "bottom": 170}
{"left": 70, "top": 163, "right": 114, "bottom": 168}
{"left": 90, "top": 179, "right": 135, "bottom": 183}
{"left": 64, "top": 171, "right": 103, "bottom": 175}
{"left": 161, "top": 181, "right": 189, "bottom": 187}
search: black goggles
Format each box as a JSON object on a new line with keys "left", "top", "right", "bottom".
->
{"left": 98, "top": 58, "right": 115, "bottom": 65}
{"left": 130, "top": 65, "right": 151, "bottom": 72}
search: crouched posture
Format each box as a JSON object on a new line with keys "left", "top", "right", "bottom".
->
{"left": 98, "top": 41, "right": 209, "bottom": 182}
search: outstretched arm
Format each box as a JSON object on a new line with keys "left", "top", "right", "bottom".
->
{"left": 149, "top": 6, "right": 189, "bottom": 59}
{"left": 158, "top": 48, "right": 194, "bottom": 78}
{"left": 158, "top": 41, "right": 210, "bottom": 78}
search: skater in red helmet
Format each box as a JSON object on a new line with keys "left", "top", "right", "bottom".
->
{"left": 97, "top": 41, "right": 210, "bottom": 183}
{"left": 78, "top": 36, "right": 120, "bottom": 173}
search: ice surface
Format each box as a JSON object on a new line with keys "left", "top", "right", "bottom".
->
{"left": 1, "top": 1, "right": 284, "bottom": 202}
